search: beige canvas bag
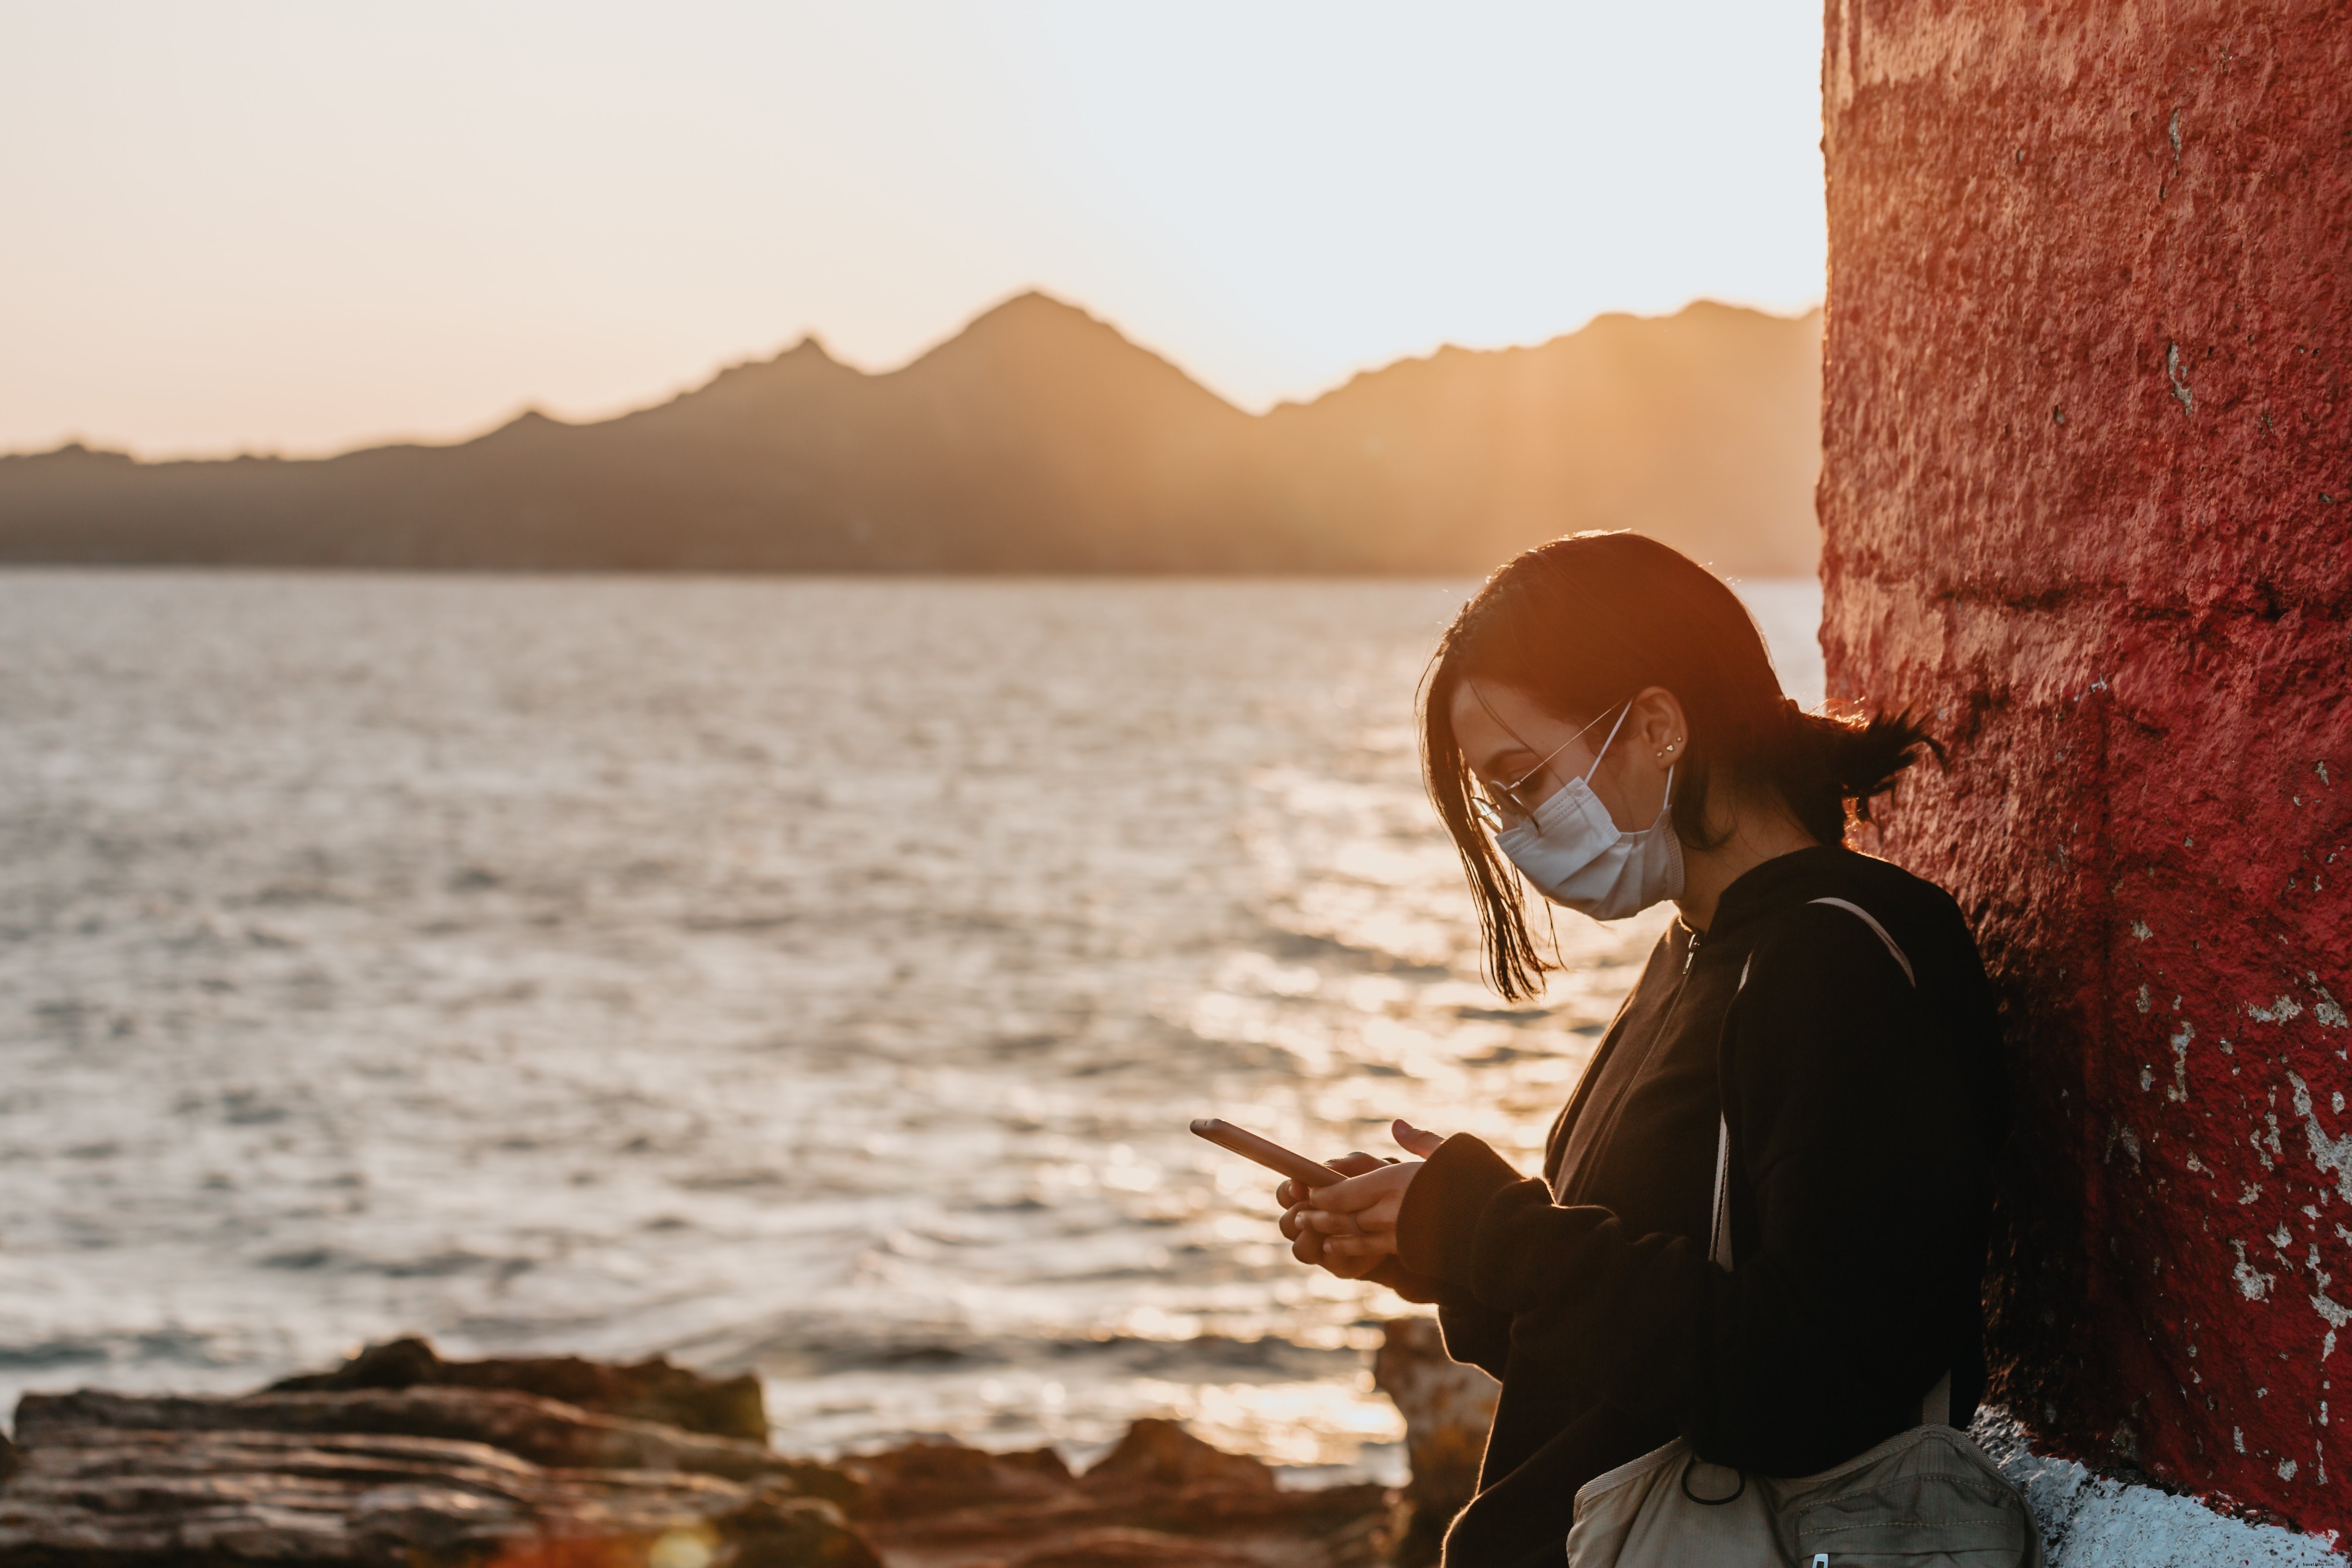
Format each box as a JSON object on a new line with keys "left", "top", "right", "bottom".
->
{"left": 1564, "top": 898, "right": 2041, "bottom": 1568}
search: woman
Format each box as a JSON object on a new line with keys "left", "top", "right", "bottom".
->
{"left": 1279, "top": 533, "right": 2005, "bottom": 1567}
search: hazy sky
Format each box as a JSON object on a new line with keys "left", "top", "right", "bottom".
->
{"left": 0, "top": 2, "right": 1827, "bottom": 458}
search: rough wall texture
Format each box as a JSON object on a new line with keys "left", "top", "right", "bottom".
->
{"left": 1818, "top": 0, "right": 2352, "bottom": 1537}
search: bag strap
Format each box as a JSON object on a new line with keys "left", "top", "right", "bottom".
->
{"left": 1709, "top": 897, "right": 1951, "bottom": 1426}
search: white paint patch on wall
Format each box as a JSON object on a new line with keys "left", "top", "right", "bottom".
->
{"left": 1973, "top": 1409, "right": 2344, "bottom": 1565}
{"left": 2235, "top": 1239, "right": 2278, "bottom": 1300}
{"left": 2288, "top": 1073, "right": 2352, "bottom": 1205}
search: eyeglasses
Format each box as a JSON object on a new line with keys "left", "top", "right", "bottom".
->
{"left": 1469, "top": 700, "right": 1630, "bottom": 831}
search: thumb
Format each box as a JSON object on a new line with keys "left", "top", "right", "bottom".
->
{"left": 1392, "top": 1118, "right": 1446, "bottom": 1159}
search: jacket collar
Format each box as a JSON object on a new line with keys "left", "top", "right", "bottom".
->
{"left": 1700, "top": 845, "right": 1877, "bottom": 943}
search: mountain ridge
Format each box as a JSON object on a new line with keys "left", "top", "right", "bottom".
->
{"left": 0, "top": 293, "right": 1824, "bottom": 575}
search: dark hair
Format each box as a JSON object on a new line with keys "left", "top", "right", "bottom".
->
{"left": 1421, "top": 532, "right": 1939, "bottom": 999}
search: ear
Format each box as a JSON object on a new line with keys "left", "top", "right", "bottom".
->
{"left": 1619, "top": 686, "right": 1687, "bottom": 777}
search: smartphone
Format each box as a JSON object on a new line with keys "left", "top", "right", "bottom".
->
{"left": 1190, "top": 1118, "right": 1346, "bottom": 1188}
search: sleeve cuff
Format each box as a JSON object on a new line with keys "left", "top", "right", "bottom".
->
{"left": 1396, "top": 1133, "right": 1533, "bottom": 1288}
{"left": 1363, "top": 1257, "right": 1447, "bottom": 1305}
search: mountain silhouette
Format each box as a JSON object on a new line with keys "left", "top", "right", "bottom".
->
{"left": 0, "top": 293, "right": 1821, "bottom": 575}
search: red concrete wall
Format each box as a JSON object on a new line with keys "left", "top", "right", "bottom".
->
{"left": 1817, "top": 0, "right": 2352, "bottom": 1534}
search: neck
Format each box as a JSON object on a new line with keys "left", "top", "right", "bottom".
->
{"left": 1673, "top": 797, "right": 1823, "bottom": 932}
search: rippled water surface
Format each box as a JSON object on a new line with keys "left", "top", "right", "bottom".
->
{"left": 0, "top": 571, "right": 1820, "bottom": 1475}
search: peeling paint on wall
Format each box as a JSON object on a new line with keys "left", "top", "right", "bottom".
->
{"left": 2287, "top": 1076, "right": 2352, "bottom": 1205}
{"left": 2237, "top": 1241, "right": 2278, "bottom": 1302}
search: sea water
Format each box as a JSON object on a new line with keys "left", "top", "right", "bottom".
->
{"left": 0, "top": 571, "right": 1822, "bottom": 1477}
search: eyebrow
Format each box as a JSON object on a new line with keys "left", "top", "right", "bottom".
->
{"left": 1467, "top": 680, "right": 1541, "bottom": 755}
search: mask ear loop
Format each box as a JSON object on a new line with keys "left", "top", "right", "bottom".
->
{"left": 1577, "top": 702, "right": 1635, "bottom": 786}
{"left": 1582, "top": 702, "right": 1676, "bottom": 834}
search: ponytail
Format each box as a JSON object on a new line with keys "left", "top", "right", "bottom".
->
{"left": 1773, "top": 702, "right": 1944, "bottom": 846}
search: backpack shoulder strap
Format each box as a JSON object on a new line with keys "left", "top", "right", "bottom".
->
{"left": 1710, "top": 897, "right": 1947, "bottom": 1423}
{"left": 1804, "top": 896, "right": 1915, "bottom": 984}
{"left": 1710, "top": 897, "right": 1918, "bottom": 1269}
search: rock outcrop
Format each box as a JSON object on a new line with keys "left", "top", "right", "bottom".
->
{"left": 0, "top": 1371, "right": 875, "bottom": 1568}
{"left": 842, "top": 1421, "right": 1388, "bottom": 1568}
{"left": 268, "top": 1336, "right": 769, "bottom": 1444}
{"left": 1369, "top": 1320, "right": 1497, "bottom": 1568}
{"left": 0, "top": 1340, "right": 1400, "bottom": 1567}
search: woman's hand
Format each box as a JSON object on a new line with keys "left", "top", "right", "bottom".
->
{"left": 1276, "top": 1150, "right": 1393, "bottom": 1279}
{"left": 1276, "top": 1120, "right": 1445, "bottom": 1279}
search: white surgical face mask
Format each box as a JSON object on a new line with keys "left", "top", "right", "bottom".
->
{"left": 1491, "top": 704, "right": 1685, "bottom": 920}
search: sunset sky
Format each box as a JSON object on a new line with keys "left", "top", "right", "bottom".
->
{"left": 1, "top": 1, "right": 1827, "bottom": 459}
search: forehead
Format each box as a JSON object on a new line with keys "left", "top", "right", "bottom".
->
{"left": 1449, "top": 681, "right": 1555, "bottom": 756}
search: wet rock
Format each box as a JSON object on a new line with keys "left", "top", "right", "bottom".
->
{"left": 847, "top": 1427, "right": 1387, "bottom": 1568}
{"left": 0, "top": 1427, "right": 877, "bottom": 1567}
{"left": 18, "top": 1386, "right": 787, "bottom": 1481}
{"left": 1373, "top": 1318, "right": 1498, "bottom": 1567}
{"left": 0, "top": 1339, "right": 1401, "bottom": 1567}
{"left": 0, "top": 1342, "right": 875, "bottom": 1568}
{"left": 845, "top": 1440, "right": 1074, "bottom": 1519}
{"left": 270, "top": 1335, "right": 768, "bottom": 1442}
{"left": 1079, "top": 1419, "right": 1275, "bottom": 1497}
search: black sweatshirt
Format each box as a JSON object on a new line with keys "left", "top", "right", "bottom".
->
{"left": 1383, "top": 846, "right": 2004, "bottom": 1568}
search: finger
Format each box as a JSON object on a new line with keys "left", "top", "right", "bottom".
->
{"left": 1392, "top": 1120, "right": 1447, "bottom": 1159}
{"left": 1326, "top": 1235, "right": 1398, "bottom": 1270}
{"left": 1327, "top": 1152, "right": 1384, "bottom": 1176}
{"left": 1291, "top": 1228, "right": 1325, "bottom": 1267}
{"left": 1318, "top": 1240, "right": 1374, "bottom": 1277}
{"left": 1307, "top": 1208, "right": 1367, "bottom": 1235}
{"left": 1306, "top": 1170, "right": 1402, "bottom": 1215}
{"left": 1316, "top": 1203, "right": 1403, "bottom": 1236}
{"left": 1302, "top": 1178, "right": 1372, "bottom": 1213}
{"left": 1279, "top": 1205, "right": 1307, "bottom": 1241}
{"left": 1274, "top": 1178, "right": 1298, "bottom": 1209}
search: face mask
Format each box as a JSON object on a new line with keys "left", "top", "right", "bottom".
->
{"left": 1491, "top": 704, "right": 1685, "bottom": 920}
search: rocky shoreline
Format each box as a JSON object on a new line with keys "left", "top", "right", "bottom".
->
{"left": 7, "top": 1328, "right": 2335, "bottom": 1566}
{"left": 0, "top": 1329, "right": 1498, "bottom": 1568}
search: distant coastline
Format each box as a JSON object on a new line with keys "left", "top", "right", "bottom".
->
{"left": 0, "top": 295, "right": 1823, "bottom": 578}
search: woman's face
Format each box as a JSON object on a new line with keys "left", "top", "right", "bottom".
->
{"left": 1447, "top": 681, "right": 1678, "bottom": 834}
